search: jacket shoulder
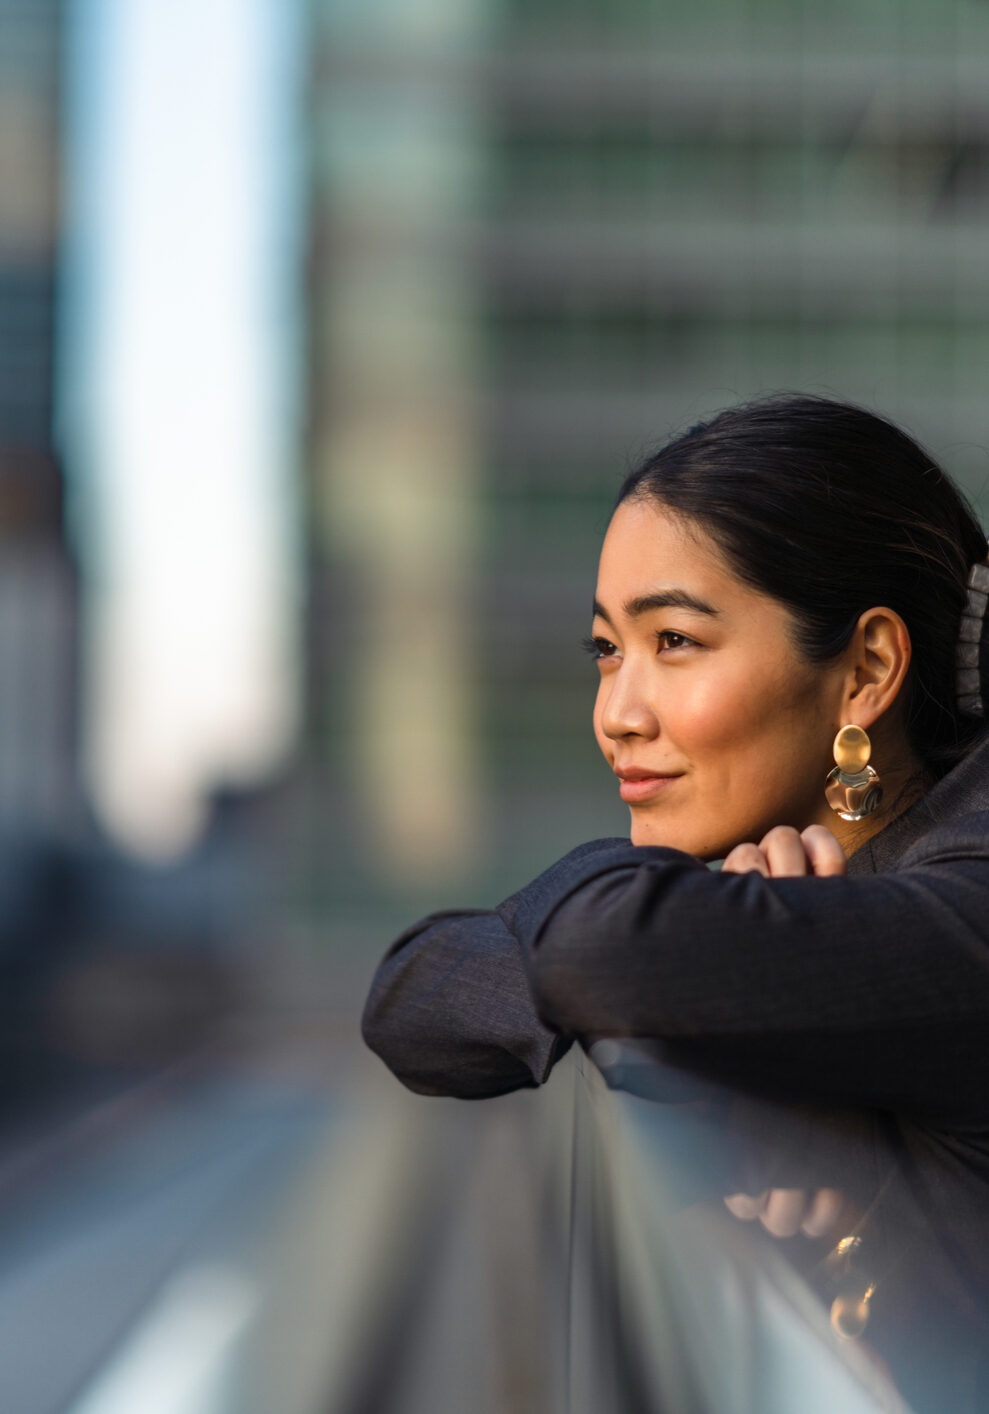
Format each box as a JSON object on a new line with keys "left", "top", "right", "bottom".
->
{"left": 895, "top": 809, "right": 989, "bottom": 870}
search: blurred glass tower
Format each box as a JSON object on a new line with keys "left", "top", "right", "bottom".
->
{"left": 306, "top": 0, "right": 989, "bottom": 905}
{"left": 0, "top": 0, "right": 80, "bottom": 835}
{"left": 306, "top": 0, "right": 487, "bottom": 900}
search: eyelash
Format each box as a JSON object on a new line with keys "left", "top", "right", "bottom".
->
{"left": 580, "top": 631, "right": 694, "bottom": 660}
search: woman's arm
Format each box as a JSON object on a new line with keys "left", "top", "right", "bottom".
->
{"left": 513, "top": 814, "right": 989, "bottom": 1122}
{"left": 361, "top": 908, "right": 571, "bottom": 1098}
{"left": 361, "top": 838, "right": 627, "bottom": 1098}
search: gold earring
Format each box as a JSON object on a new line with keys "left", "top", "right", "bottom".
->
{"left": 825, "top": 725, "right": 883, "bottom": 821}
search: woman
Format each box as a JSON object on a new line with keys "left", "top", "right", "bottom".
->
{"left": 362, "top": 395, "right": 989, "bottom": 1408}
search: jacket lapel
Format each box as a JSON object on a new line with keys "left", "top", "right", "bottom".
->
{"left": 846, "top": 728, "right": 989, "bottom": 876}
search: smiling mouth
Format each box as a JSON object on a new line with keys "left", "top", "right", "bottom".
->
{"left": 615, "top": 771, "right": 681, "bottom": 804}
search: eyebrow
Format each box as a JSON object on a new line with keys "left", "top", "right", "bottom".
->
{"left": 592, "top": 589, "right": 721, "bottom": 625}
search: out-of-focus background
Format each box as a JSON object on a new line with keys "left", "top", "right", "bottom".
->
{"left": 3, "top": 0, "right": 989, "bottom": 1410}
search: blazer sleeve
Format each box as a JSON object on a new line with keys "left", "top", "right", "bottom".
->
{"left": 360, "top": 839, "right": 627, "bottom": 1098}
{"left": 513, "top": 814, "right": 989, "bottom": 1123}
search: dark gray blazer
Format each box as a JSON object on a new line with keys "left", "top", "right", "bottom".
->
{"left": 362, "top": 731, "right": 989, "bottom": 1409}
{"left": 364, "top": 730, "right": 989, "bottom": 1118}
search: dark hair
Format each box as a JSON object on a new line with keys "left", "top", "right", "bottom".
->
{"left": 617, "top": 394, "right": 988, "bottom": 777}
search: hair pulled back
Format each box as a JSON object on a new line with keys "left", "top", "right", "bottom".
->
{"left": 617, "top": 394, "right": 988, "bottom": 778}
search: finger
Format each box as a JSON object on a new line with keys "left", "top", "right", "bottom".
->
{"left": 800, "top": 1188, "right": 845, "bottom": 1238}
{"left": 722, "top": 844, "right": 770, "bottom": 877}
{"left": 800, "top": 825, "right": 848, "bottom": 878}
{"left": 759, "top": 826, "right": 809, "bottom": 878}
{"left": 724, "top": 1190, "right": 769, "bottom": 1220}
{"left": 759, "top": 1188, "right": 810, "bottom": 1238}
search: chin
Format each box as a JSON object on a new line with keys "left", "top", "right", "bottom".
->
{"left": 630, "top": 813, "right": 723, "bottom": 860}
{"left": 630, "top": 816, "right": 683, "bottom": 851}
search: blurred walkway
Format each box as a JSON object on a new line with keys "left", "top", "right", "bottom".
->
{"left": 0, "top": 934, "right": 374, "bottom": 1414}
{"left": 0, "top": 954, "right": 906, "bottom": 1414}
{"left": 0, "top": 1065, "right": 331, "bottom": 1414}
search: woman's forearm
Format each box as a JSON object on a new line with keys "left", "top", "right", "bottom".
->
{"left": 361, "top": 907, "right": 571, "bottom": 1098}
{"left": 517, "top": 823, "right": 989, "bottom": 1119}
{"left": 361, "top": 838, "right": 627, "bottom": 1098}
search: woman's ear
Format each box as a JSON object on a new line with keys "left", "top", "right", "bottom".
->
{"left": 841, "top": 606, "right": 912, "bottom": 729}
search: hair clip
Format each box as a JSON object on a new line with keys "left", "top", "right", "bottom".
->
{"left": 956, "top": 547, "right": 989, "bottom": 717}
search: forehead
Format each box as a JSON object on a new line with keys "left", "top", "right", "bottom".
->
{"left": 598, "top": 499, "right": 735, "bottom": 594}
{"left": 595, "top": 497, "right": 797, "bottom": 635}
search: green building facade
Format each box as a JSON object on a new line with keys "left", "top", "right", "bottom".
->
{"left": 305, "top": 0, "right": 989, "bottom": 910}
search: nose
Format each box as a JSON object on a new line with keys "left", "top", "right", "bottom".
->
{"left": 599, "top": 659, "right": 660, "bottom": 742}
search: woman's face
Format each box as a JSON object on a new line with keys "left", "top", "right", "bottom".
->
{"left": 591, "top": 498, "right": 847, "bottom": 859}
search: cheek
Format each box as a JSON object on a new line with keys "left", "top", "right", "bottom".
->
{"left": 665, "top": 676, "right": 759, "bottom": 754}
{"left": 592, "top": 683, "right": 609, "bottom": 756}
{"left": 673, "top": 662, "right": 816, "bottom": 765}
{"left": 696, "top": 671, "right": 829, "bottom": 802}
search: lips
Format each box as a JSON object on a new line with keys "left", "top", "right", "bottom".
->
{"left": 614, "top": 767, "right": 681, "bottom": 804}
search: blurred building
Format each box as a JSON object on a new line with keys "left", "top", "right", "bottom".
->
{"left": 305, "top": 0, "right": 488, "bottom": 901}
{"left": 305, "top": 0, "right": 989, "bottom": 907}
{"left": 0, "top": 0, "right": 81, "bottom": 837}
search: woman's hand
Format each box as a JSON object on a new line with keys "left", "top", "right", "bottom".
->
{"left": 721, "top": 823, "right": 847, "bottom": 1238}
{"left": 722, "top": 824, "right": 847, "bottom": 880}
{"left": 723, "top": 1186, "right": 846, "bottom": 1238}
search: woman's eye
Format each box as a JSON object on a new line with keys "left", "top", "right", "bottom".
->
{"left": 656, "top": 631, "right": 693, "bottom": 651}
{"left": 581, "top": 635, "right": 617, "bottom": 660}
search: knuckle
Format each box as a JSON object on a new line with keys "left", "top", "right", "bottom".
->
{"left": 801, "top": 824, "right": 848, "bottom": 875}
{"left": 723, "top": 843, "right": 764, "bottom": 872}
{"left": 724, "top": 1190, "right": 766, "bottom": 1219}
{"left": 761, "top": 1189, "right": 805, "bottom": 1238}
